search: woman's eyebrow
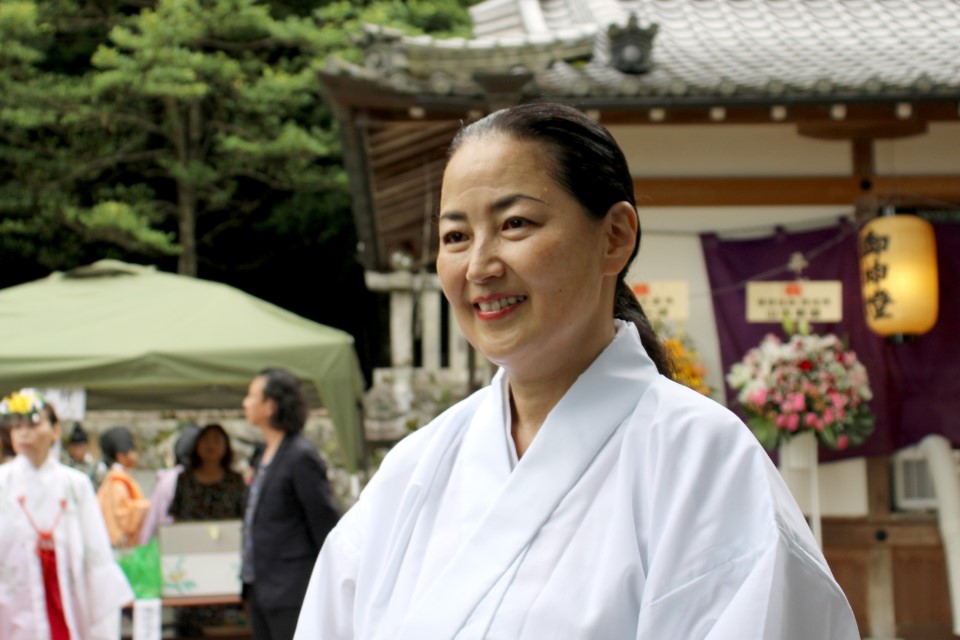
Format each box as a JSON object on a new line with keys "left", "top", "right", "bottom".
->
{"left": 439, "top": 193, "right": 546, "bottom": 221}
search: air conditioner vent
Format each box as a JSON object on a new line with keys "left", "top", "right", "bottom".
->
{"left": 891, "top": 445, "right": 960, "bottom": 512}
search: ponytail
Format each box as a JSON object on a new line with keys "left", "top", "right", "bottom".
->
{"left": 614, "top": 279, "right": 674, "bottom": 377}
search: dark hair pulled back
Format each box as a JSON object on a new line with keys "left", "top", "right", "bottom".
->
{"left": 448, "top": 102, "right": 673, "bottom": 376}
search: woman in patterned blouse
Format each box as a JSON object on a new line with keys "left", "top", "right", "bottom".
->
{"left": 169, "top": 423, "right": 244, "bottom": 521}
{"left": 168, "top": 422, "right": 246, "bottom": 636}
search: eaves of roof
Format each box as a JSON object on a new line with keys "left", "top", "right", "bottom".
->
{"left": 324, "top": 0, "right": 960, "bottom": 107}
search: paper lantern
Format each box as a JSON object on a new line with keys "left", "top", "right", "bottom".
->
{"left": 860, "top": 214, "right": 939, "bottom": 337}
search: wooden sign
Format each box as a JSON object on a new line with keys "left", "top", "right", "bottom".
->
{"left": 746, "top": 281, "right": 842, "bottom": 323}
{"left": 630, "top": 281, "right": 689, "bottom": 321}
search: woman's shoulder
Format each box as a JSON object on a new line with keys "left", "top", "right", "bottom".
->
{"left": 618, "top": 375, "right": 768, "bottom": 474}
{"left": 176, "top": 468, "right": 198, "bottom": 486}
{"left": 636, "top": 376, "right": 748, "bottom": 437}
{"left": 224, "top": 469, "right": 244, "bottom": 486}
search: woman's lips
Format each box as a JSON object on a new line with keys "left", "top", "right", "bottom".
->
{"left": 474, "top": 295, "right": 527, "bottom": 319}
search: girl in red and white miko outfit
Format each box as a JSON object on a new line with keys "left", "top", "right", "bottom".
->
{"left": 0, "top": 389, "right": 134, "bottom": 640}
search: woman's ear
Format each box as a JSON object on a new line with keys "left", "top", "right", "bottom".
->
{"left": 602, "top": 201, "right": 639, "bottom": 276}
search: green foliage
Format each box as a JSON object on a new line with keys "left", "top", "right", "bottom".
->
{"left": 79, "top": 0, "right": 354, "bottom": 273}
{"left": 0, "top": 0, "right": 475, "bottom": 276}
{"left": 314, "top": 0, "right": 473, "bottom": 62}
{"left": 0, "top": 0, "right": 178, "bottom": 268}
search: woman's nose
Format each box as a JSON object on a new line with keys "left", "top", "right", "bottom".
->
{"left": 465, "top": 238, "right": 504, "bottom": 282}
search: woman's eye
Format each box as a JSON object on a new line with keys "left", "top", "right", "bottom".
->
{"left": 442, "top": 231, "right": 467, "bottom": 244}
{"left": 504, "top": 217, "right": 528, "bottom": 230}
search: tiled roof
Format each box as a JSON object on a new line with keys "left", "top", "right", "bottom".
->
{"left": 326, "top": 0, "right": 960, "bottom": 104}
{"left": 329, "top": 22, "right": 597, "bottom": 96}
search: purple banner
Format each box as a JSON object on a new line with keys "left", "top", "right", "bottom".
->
{"left": 700, "top": 219, "right": 960, "bottom": 462}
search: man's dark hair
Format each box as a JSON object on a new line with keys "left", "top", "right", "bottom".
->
{"left": 258, "top": 367, "right": 308, "bottom": 434}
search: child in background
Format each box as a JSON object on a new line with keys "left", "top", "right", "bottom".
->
{"left": 0, "top": 389, "right": 133, "bottom": 639}
{"left": 62, "top": 422, "right": 108, "bottom": 489}
{"left": 97, "top": 425, "right": 150, "bottom": 548}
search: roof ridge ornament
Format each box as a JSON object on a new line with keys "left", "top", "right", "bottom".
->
{"left": 608, "top": 13, "right": 658, "bottom": 75}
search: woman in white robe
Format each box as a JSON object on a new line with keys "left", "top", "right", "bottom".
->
{"left": 0, "top": 389, "right": 134, "bottom": 640}
{"left": 295, "top": 103, "right": 859, "bottom": 639}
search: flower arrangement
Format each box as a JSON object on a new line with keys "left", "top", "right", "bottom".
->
{"left": 725, "top": 331, "right": 874, "bottom": 451}
{"left": 664, "top": 336, "right": 713, "bottom": 397}
{"left": 654, "top": 320, "right": 713, "bottom": 397}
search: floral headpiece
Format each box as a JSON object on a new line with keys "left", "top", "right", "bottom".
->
{"left": 0, "top": 389, "right": 47, "bottom": 424}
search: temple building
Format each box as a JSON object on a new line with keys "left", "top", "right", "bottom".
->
{"left": 318, "top": 4, "right": 960, "bottom": 636}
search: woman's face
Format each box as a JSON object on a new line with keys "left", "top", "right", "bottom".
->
{"left": 10, "top": 413, "right": 59, "bottom": 468}
{"left": 437, "top": 135, "right": 621, "bottom": 383}
{"left": 196, "top": 428, "right": 227, "bottom": 466}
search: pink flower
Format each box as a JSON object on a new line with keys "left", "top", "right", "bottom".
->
{"left": 829, "top": 391, "right": 846, "bottom": 410}
{"left": 804, "top": 412, "right": 823, "bottom": 431}
{"left": 836, "top": 435, "right": 850, "bottom": 450}
{"left": 747, "top": 388, "right": 768, "bottom": 406}
{"left": 786, "top": 413, "right": 800, "bottom": 432}
{"left": 786, "top": 393, "right": 806, "bottom": 412}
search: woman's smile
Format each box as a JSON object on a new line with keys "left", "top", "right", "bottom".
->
{"left": 475, "top": 294, "right": 528, "bottom": 318}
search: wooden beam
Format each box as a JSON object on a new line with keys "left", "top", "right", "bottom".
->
{"left": 633, "top": 175, "right": 960, "bottom": 207}
{"left": 799, "top": 120, "right": 928, "bottom": 140}
{"left": 823, "top": 516, "right": 942, "bottom": 548}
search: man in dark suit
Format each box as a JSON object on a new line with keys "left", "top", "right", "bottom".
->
{"left": 241, "top": 367, "right": 341, "bottom": 640}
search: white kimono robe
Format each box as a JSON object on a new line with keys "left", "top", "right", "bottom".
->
{"left": 296, "top": 322, "right": 859, "bottom": 639}
{"left": 0, "top": 455, "right": 134, "bottom": 640}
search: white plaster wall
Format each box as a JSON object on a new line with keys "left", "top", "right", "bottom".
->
{"left": 875, "top": 122, "right": 960, "bottom": 174}
{"left": 607, "top": 124, "right": 852, "bottom": 176}
{"left": 637, "top": 204, "right": 853, "bottom": 236}
{"left": 792, "top": 457, "right": 870, "bottom": 517}
{"left": 608, "top": 121, "right": 960, "bottom": 177}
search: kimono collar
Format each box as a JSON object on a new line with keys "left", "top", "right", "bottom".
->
{"left": 396, "top": 317, "right": 660, "bottom": 639}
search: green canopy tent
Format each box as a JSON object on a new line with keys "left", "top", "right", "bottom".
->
{"left": 0, "top": 260, "right": 366, "bottom": 470}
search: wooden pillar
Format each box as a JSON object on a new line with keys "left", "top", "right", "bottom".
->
{"left": 865, "top": 455, "right": 898, "bottom": 639}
